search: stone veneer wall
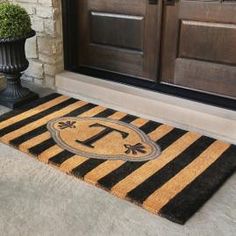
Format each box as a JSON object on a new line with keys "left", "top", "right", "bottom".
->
{"left": 7, "top": 0, "right": 64, "bottom": 88}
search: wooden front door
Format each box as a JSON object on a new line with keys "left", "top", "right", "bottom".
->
{"left": 78, "top": 0, "right": 162, "bottom": 81}
{"left": 161, "top": 1, "right": 236, "bottom": 99}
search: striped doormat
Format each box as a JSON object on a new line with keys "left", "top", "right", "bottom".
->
{"left": 0, "top": 93, "right": 235, "bottom": 224}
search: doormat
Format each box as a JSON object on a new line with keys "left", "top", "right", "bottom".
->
{"left": 0, "top": 93, "right": 235, "bottom": 224}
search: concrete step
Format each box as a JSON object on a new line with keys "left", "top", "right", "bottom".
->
{"left": 56, "top": 71, "right": 236, "bottom": 144}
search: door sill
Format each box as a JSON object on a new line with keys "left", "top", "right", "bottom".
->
{"left": 56, "top": 71, "right": 236, "bottom": 144}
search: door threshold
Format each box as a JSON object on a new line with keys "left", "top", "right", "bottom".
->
{"left": 56, "top": 71, "right": 236, "bottom": 144}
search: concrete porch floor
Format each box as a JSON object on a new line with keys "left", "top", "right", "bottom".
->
{"left": 0, "top": 81, "right": 235, "bottom": 236}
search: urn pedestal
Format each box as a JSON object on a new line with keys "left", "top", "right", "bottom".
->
{"left": 0, "top": 30, "right": 39, "bottom": 109}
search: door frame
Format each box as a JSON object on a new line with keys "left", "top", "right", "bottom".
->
{"left": 61, "top": 0, "right": 236, "bottom": 111}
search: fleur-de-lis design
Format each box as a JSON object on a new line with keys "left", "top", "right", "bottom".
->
{"left": 124, "top": 143, "right": 146, "bottom": 155}
{"left": 58, "top": 121, "right": 76, "bottom": 130}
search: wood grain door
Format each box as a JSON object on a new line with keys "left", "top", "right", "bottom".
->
{"left": 161, "top": 0, "right": 236, "bottom": 99}
{"left": 78, "top": 0, "right": 162, "bottom": 81}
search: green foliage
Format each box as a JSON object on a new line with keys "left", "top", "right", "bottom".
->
{"left": 0, "top": 3, "right": 32, "bottom": 38}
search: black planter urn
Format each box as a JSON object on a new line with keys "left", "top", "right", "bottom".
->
{"left": 0, "top": 30, "right": 39, "bottom": 109}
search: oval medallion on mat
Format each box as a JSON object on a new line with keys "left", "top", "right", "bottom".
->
{"left": 47, "top": 117, "right": 161, "bottom": 162}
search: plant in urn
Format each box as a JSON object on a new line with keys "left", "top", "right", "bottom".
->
{"left": 0, "top": 3, "right": 38, "bottom": 108}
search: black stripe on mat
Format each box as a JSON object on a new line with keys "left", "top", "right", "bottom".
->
{"left": 94, "top": 108, "right": 116, "bottom": 118}
{"left": 49, "top": 150, "right": 74, "bottom": 166}
{"left": 49, "top": 108, "right": 116, "bottom": 165}
{"left": 127, "top": 136, "right": 215, "bottom": 203}
{"left": 29, "top": 138, "right": 56, "bottom": 156}
{"left": 0, "top": 93, "right": 61, "bottom": 122}
{"left": 139, "top": 121, "right": 162, "bottom": 134}
{"left": 120, "top": 114, "right": 137, "bottom": 123}
{"left": 98, "top": 162, "right": 146, "bottom": 189}
{"left": 98, "top": 128, "right": 187, "bottom": 190}
{"left": 0, "top": 98, "right": 77, "bottom": 137}
{"left": 10, "top": 103, "right": 97, "bottom": 147}
{"left": 157, "top": 128, "right": 187, "bottom": 151}
{"left": 72, "top": 159, "right": 105, "bottom": 178}
{"left": 66, "top": 103, "right": 97, "bottom": 117}
{"left": 10, "top": 125, "right": 48, "bottom": 147}
{"left": 159, "top": 144, "right": 236, "bottom": 225}
{"left": 71, "top": 114, "right": 140, "bottom": 178}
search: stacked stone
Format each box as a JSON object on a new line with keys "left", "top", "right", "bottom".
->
{"left": 8, "top": 0, "right": 64, "bottom": 88}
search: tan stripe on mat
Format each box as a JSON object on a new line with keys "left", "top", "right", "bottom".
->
{"left": 19, "top": 132, "right": 51, "bottom": 153}
{"left": 60, "top": 155, "right": 88, "bottom": 173}
{"left": 108, "top": 112, "right": 127, "bottom": 120}
{"left": 79, "top": 106, "right": 107, "bottom": 118}
{"left": 149, "top": 125, "right": 174, "bottom": 141}
{"left": 0, "top": 95, "right": 69, "bottom": 129}
{"left": 110, "top": 132, "right": 201, "bottom": 198}
{"left": 38, "top": 145, "right": 63, "bottom": 163}
{"left": 131, "top": 118, "right": 149, "bottom": 127}
{"left": 84, "top": 160, "right": 124, "bottom": 185}
{"left": 143, "top": 140, "right": 230, "bottom": 213}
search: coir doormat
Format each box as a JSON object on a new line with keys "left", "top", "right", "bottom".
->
{"left": 0, "top": 93, "right": 235, "bottom": 224}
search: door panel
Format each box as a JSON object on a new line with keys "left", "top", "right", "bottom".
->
{"left": 161, "top": 0, "right": 236, "bottom": 99}
{"left": 90, "top": 12, "right": 144, "bottom": 51}
{"left": 78, "top": 0, "right": 161, "bottom": 81}
{"left": 179, "top": 20, "right": 236, "bottom": 65}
